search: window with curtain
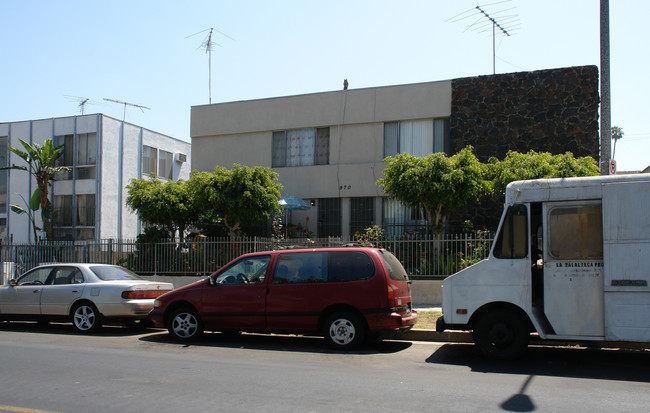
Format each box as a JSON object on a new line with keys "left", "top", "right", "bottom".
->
{"left": 382, "top": 198, "right": 428, "bottom": 237}
{"left": 159, "top": 150, "right": 173, "bottom": 179}
{"left": 53, "top": 195, "right": 73, "bottom": 227}
{"left": 54, "top": 134, "right": 74, "bottom": 180}
{"left": 142, "top": 145, "right": 157, "bottom": 176}
{"left": 383, "top": 118, "right": 448, "bottom": 157}
{"left": 76, "top": 194, "right": 95, "bottom": 227}
{"left": 272, "top": 127, "right": 329, "bottom": 167}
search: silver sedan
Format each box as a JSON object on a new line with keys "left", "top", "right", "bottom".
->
{"left": 0, "top": 264, "right": 173, "bottom": 333}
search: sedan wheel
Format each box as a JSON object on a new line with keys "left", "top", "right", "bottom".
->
{"left": 72, "top": 302, "right": 101, "bottom": 333}
{"left": 168, "top": 308, "right": 203, "bottom": 341}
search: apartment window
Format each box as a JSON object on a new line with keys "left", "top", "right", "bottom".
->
{"left": 317, "top": 198, "right": 341, "bottom": 237}
{"left": 53, "top": 133, "right": 96, "bottom": 179}
{"left": 53, "top": 194, "right": 95, "bottom": 240}
{"left": 158, "top": 150, "right": 173, "bottom": 179}
{"left": 76, "top": 194, "right": 96, "bottom": 227}
{"left": 76, "top": 133, "right": 96, "bottom": 179}
{"left": 384, "top": 118, "right": 447, "bottom": 157}
{"left": 54, "top": 134, "right": 74, "bottom": 180}
{"left": 350, "top": 197, "right": 375, "bottom": 236}
{"left": 142, "top": 145, "right": 157, "bottom": 176}
{"left": 382, "top": 198, "right": 428, "bottom": 237}
{"left": 0, "top": 136, "right": 7, "bottom": 214}
{"left": 272, "top": 127, "right": 329, "bottom": 167}
{"left": 53, "top": 195, "right": 73, "bottom": 227}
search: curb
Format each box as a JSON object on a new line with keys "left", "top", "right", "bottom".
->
{"left": 398, "top": 329, "right": 473, "bottom": 343}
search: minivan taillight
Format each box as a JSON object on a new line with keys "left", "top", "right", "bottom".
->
{"left": 387, "top": 284, "right": 400, "bottom": 307}
{"left": 122, "top": 290, "right": 166, "bottom": 299}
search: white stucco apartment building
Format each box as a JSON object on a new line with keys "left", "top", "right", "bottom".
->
{"left": 0, "top": 114, "right": 191, "bottom": 243}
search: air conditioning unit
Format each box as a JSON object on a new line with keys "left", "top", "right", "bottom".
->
{"left": 175, "top": 153, "right": 187, "bottom": 163}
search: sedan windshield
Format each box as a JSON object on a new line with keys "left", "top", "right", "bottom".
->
{"left": 90, "top": 266, "right": 143, "bottom": 281}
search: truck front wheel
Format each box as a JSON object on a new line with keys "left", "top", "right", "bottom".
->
{"left": 473, "top": 309, "right": 529, "bottom": 360}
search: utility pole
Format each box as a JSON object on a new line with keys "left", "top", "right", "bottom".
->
{"left": 600, "top": 0, "right": 611, "bottom": 175}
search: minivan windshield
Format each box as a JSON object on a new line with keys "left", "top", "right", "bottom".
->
{"left": 378, "top": 250, "right": 409, "bottom": 281}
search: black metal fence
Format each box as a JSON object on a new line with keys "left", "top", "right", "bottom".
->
{"left": 0, "top": 233, "right": 493, "bottom": 282}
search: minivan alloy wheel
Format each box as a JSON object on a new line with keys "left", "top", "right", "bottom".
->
{"left": 168, "top": 308, "right": 203, "bottom": 341}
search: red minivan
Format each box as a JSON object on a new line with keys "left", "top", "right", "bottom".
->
{"left": 150, "top": 247, "right": 417, "bottom": 349}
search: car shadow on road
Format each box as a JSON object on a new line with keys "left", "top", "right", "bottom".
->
{"left": 426, "top": 343, "right": 650, "bottom": 383}
{"left": 0, "top": 320, "right": 157, "bottom": 337}
{"left": 140, "top": 330, "right": 413, "bottom": 355}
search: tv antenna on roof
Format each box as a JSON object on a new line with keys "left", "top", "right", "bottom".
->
{"left": 65, "top": 95, "right": 105, "bottom": 115}
{"left": 447, "top": 1, "right": 520, "bottom": 74}
{"left": 103, "top": 98, "right": 150, "bottom": 121}
{"left": 186, "top": 27, "right": 235, "bottom": 104}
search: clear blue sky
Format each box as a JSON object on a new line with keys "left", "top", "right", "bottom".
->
{"left": 1, "top": 0, "right": 648, "bottom": 170}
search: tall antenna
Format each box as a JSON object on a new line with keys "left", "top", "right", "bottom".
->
{"left": 186, "top": 27, "right": 234, "bottom": 104}
{"left": 103, "top": 98, "right": 150, "bottom": 121}
{"left": 448, "top": 1, "right": 520, "bottom": 74}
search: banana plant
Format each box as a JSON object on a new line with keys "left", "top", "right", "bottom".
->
{"left": 1, "top": 139, "right": 69, "bottom": 242}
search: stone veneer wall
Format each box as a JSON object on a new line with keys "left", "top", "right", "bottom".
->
{"left": 449, "top": 65, "right": 600, "bottom": 161}
{"left": 447, "top": 66, "right": 600, "bottom": 231}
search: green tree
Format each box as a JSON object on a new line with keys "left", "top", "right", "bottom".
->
{"left": 191, "top": 164, "right": 283, "bottom": 239}
{"left": 1, "top": 139, "right": 68, "bottom": 241}
{"left": 378, "top": 146, "right": 488, "bottom": 233}
{"left": 126, "top": 176, "right": 197, "bottom": 243}
{"left": 487, "top": 150, "right": 599, "bottom": 196}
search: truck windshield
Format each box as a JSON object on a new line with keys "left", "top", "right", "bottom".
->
{"left": 493, "top": 204, "right": 528, "bottom": 259}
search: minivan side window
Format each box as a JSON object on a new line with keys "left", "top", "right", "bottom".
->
{"left": 329, "top": 251, "right": 374, "bottom": 282}
{"left": 215, "top": 255, "right": 270, "bottom": 285}
{"left": 271, "top": 251, "right": 375, "bottom": 283}
{"left": 493, "top": 204, "right": 528, "bottom": 259}
{"left": 273, "top": 252, "right": 328, "bottom": 283}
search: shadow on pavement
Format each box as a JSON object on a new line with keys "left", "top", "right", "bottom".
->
{"left": 426, "top": 343, "right": 650, "bottom": 383}
{"left": 140, "top": 330, "right": 413, "bottom": 355}
{"left": 0, "top": 320, "right": 157, "bottom": 337}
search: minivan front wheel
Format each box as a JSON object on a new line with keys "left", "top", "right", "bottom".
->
{"left": 324, "top": 312, "right": 366, "bottom": 350}
{"left": 168, "top": 307, "right": 203, "bottom": 341}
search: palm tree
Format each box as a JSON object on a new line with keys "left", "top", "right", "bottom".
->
{"left": 611, "top": 126, "right": 624, "bottom": 160}
{"left": 1, "top": 139, "right": 69, "bottom": 241}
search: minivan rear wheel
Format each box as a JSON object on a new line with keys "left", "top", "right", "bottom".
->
{"left": 168, "top": 307, "right": 203, "bottom": 341}
{"left": 323, "top": 312, "right": 366, "bottom": 350}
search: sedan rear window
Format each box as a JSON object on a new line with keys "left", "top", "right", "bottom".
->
{"left": 378, "top": 250, "right": 409, "bottom": 281}
{"left": 90, "top": 266, "right": 143, "bottom": 281}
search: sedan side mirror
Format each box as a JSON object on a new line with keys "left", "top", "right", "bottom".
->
{"left": 8, "top": 279, "right": 17, "bottom": 287}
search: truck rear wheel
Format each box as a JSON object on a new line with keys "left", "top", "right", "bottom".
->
{"left": 473, "top": 309, "right": 529, "bottom": 360}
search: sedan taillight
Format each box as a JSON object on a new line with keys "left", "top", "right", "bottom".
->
{"left": 121, "top": 290, "right": 166, "bottom": 299}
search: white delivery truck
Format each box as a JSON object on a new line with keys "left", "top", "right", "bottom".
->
{"left": 436, "top": 174, "right": 650, "bottom": 359}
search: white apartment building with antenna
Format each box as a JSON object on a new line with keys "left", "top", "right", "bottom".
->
{"left": 0, "top": 114, "right": 191, "bottom": 243}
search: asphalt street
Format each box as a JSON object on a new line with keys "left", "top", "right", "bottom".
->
{"left": 0, "top": 322, "right": 648, "bottom": 413}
